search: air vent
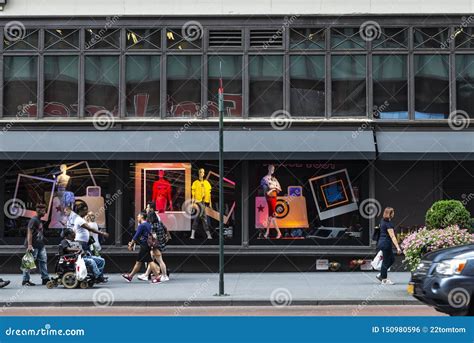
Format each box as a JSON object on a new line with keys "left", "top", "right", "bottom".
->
{"left": 209, "top": 30, "right": 242, "bottom": 48}
{"left": 250, "top": 29, "right": 283, "bottom": 48}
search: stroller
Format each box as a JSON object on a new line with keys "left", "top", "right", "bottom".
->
{"left": 46, "top": 252, "right": 96, "bottom": 289}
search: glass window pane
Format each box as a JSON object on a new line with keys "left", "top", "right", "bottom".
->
{"left": 456, "top": 54, "right": 474, "bottom": 118}
{"left": 290, "top": 55, "right": 325, "bottom": 117}
{"left": 207, "top": 55, "right": 242, "bottom": 117}
{"left": 455, "top": 27, "right": 474, "bottom": 49}
{"left": 4, "top": 29, "right": 39, "bottom": 50}
{"left": 248, "top": 55, "right": 283, "bottom": 117}
{"left": 84, "top": 56, "right": 119, "bottom": 116}
{"left": 3, "top": 56, "right": 38, "bottom": 117}
{"left": 44, "top": 56, "right": 79, "bottom": 117}
{"left": 331, "top": 28, "right": 366, "bottom": 49}
{"left": 372, "top": 28, "right": 408, "bottom": 49}
{"left": 331, "top": 55, "right": 366, "bottom": 116}
{"left": 166, "top": 28, "right": 202, "bottom": 50}
{"left": 45, "top": 29, "right": 79, "bottom": 50}
{"left": 373, "top": 55, "right": 408, "bottom": 119}
{"left": 414, "top": 54, "right": 449, "bottom": 119}
{"left": 85, "top": 28, "right": 120, "bottom": 49}
{"left": 414, "top": 28, "right": 449, "bottom": 49}
{"left": 126, "top": 55, "right": 160, "bottom": 117}
{"left": 290, "top": 28, "right": 325, "bottom": 49}
{"left": 166, "top": 55, "right": 202, "bottom": 117}
{"left": 126, "top": 29, "right": 161, "bottom": 49}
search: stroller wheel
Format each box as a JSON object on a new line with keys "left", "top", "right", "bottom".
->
{"left": 62, "top": 272, "right": 79, "bottom": 289}
{"left": 79, "top": 281, "right": 89, "bottom": 289}
{"left": 46, "top": 280, "right": 55, "bottom": 289}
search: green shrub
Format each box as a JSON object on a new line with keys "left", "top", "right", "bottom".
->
{"left": 425, "top": 200, "right": 471, "bottom": 230}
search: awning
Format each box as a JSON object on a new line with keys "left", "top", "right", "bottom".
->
{"left": 376, "top": 131, "right": 474, "bottom": 160}
{"left": 0, "top": 130, "right": 375, "bottom": 160}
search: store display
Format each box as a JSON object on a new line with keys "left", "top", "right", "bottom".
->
{"left": 152, "top": 170, "right": 173, "bottom": 213}
{"left": 190, "top": 168, "right": 213, "bottom": 239}
{"left": 12, "top": 174, "right": 56, "bottom": 221}
{"left": 255, "top": 195, "right": 309, "bottom": 229}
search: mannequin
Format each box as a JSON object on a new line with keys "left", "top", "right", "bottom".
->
{"left": 151, "top": 170, "right": 173, "bottom": 213}
{"left": 260, "top": 164, "right": 282, "bottom": 239}
{"left": 190, "top": 168, "right": 212, "bottom": 240}
{"left": 56, "top": 164, "right": 75, "bottom": 209}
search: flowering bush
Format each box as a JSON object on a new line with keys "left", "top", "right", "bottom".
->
{"left": 401, "top": 225, "right": 474, "bottom": 271}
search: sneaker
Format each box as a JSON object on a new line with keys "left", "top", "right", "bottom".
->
{"left": 376, "top": 274, "right": 382, "bottom": 282}
{"left": 137, "top": 274, "right": 148, "bottom": 281}
{"left": 42, "top": 278, "right": 50, "bottom": 285}
{"left": 95, "top": 276, "right": 107, "bottom": 283}
{"left": 121, "top": 273, "right": 133, "bottom": 282}
{"left": 22, "top": 281, "right": 36, "bottom": 286}
{"left": 161, "top": 275, "right": 169, "bottom": 282}
{"left": 151, "top": 276, "right": 162, "bottom": 284}
{"left": 381, "top": 279, "right": 395, "bottom": 285}
{"left": 0, "top": 280, "right": 10, "bottom": 288}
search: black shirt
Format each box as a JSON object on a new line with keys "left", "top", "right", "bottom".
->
{"left": 26, "top": 216, "right": 45, "bottom": 249}
{"left": 378, "top": 219, "right": 394, "bottom": 248}
{"left": 59, "top": 239, "right": 82, "bottom": 256}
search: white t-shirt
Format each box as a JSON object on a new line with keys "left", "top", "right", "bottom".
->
{"left": 66, "top": 211, "right": 78, "bottom": 229}
{"left": 73, "top": 216, "right": 89, "bottom": 242}
{"left": 88, "top": 222, "right": 101, "bottom": 251}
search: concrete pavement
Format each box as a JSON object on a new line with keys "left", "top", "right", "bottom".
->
{"left": 0, "top": 272, "right": 418, "bottom": 307}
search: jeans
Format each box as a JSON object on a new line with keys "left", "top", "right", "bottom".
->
{"left": 380, "top": 245, "right": 395, "bottom": 279}
{"left": 22, "top": 246, "right": 49, "bottom": 282}
{"left": 83, "top": 256, "right": 105, "bottom": 278}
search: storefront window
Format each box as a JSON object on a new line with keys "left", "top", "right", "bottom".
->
{"left": 373, "top": 55, "right": 408, "bottom": 119}
{"left": 289, "top": 55, "right": 325, "bottom": 117}
{"left": 2, "top": 161, "right": 114, "bottom": 245}
{"left": 248, "top": 55, "right": 283, "bottom": 117}
{"left": 455, "top": 54, "right": 474, "bottom": 117}
{"left": 84, "top": 56, "right": 119, "bottom": 116}
{"left": 207, "top": 55, "right": 243, "bottom": 117}
{"left": 166, "top": 55, "right": 202, "bottom": 117}
{"left": 44, "top": 56, "right": 79, "bottom": 117}
{"left": 123, "top": 161, "right": 241, "bottom": 246}
{"left": 331, "top": 55, "right": 366, "bottom": 116}
{"left": 414, "top": 54, "right": 449, "bottom": 119}
{"left": 3, "top": 56, "right": 38, "bottom": 117}
{"left": 126, "top": 55, "right": 160, "bottom": 117}
{"left": 249, "top": 161, "right": 370, "bottom": 246}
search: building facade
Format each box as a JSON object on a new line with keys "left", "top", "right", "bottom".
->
{"left": 0, "top": 1, "right": 473, "bottom": 269}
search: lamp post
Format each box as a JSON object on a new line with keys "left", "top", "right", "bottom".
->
{"left": 218, "top": 61, "right": 225, "bottom": 296}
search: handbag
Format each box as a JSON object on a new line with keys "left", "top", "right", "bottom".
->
{"left": 371, "top": 250, "right": 383, "bottom": 271}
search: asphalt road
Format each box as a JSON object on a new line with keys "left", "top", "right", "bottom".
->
{"left": 1, "top": 305, "right": 444, "bottom": 316}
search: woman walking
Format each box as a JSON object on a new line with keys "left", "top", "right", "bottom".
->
{"left": 122, "top": 212, "right": 162, "bottom": 283}
{"left": 377, "top": 207, "right": 402, "bottom": 285}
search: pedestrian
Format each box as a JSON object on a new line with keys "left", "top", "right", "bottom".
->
{"left": 137, "top": 203, "right": 169, "bottom": 282}
{"left": 376, "top": 207, "right": 402, "bottom": 285}
{"left": 0, "top": 278, "right": 10, "bottom": 288}
{"left": 73, "top": 203, "right": 108, "bottom": 252}
{"left": 86, "top": 211, "right": 102, "bottom": 255}
{"left": 122, "top": 212, "right": 162, "bottom": 283}
{"left": 23, "top": 203, "right": 50, "bottom": 286}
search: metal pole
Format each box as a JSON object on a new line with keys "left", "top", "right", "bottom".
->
{"left": 218, "top": 61, "right": 225, "bottom": 296}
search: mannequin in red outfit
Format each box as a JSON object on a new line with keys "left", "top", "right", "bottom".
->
{"left": 151, "top": 170, "right": 173, "bottom": 213}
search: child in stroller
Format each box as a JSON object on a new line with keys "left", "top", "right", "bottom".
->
{"left": 46, "top": 229, "right": 103, "bottom": 289}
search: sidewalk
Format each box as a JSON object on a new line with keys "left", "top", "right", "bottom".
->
{"left": 0, "top": 272, "right": 418, "bottom": 307}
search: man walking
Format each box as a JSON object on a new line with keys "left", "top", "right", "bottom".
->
{"left": 23, "top": 203, "right": 50, "bottom": 286}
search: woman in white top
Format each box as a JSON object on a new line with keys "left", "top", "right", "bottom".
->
{"left": 86, "top": 211, "right": 101, "bottom": 254}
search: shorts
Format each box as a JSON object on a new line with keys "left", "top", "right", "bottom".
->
{"left": 137, "top": 244, "right": 152, "bottom": 263}
{"left": 266, "top": 196, "right": 277, "bottom": 217}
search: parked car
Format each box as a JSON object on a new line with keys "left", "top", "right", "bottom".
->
{"left": 408, "top": 244, "right": 474, "bottom": 316}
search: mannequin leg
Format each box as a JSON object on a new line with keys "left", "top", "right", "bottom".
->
{"left": 273, "top": 217, "right": 282, "bottom": 239}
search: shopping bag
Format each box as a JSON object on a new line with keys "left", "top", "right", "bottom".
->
{"left": 75, "top": 255, "right": 88, "bottom": 281}
{"left": 20, "top": 251, "right": 36, "bottom": 272}
{"left": 371, "top": 250, "right": 383, "bottom": 271}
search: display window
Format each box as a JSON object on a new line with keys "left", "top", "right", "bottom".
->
{"left": 123, "top": 161, "right": 241, "bottom": 246}
{"left": 1, "top": 161, "right": 114, "bottom": 245}
{"left": 249, "top": 161, "right": 370, "bottom": 246}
